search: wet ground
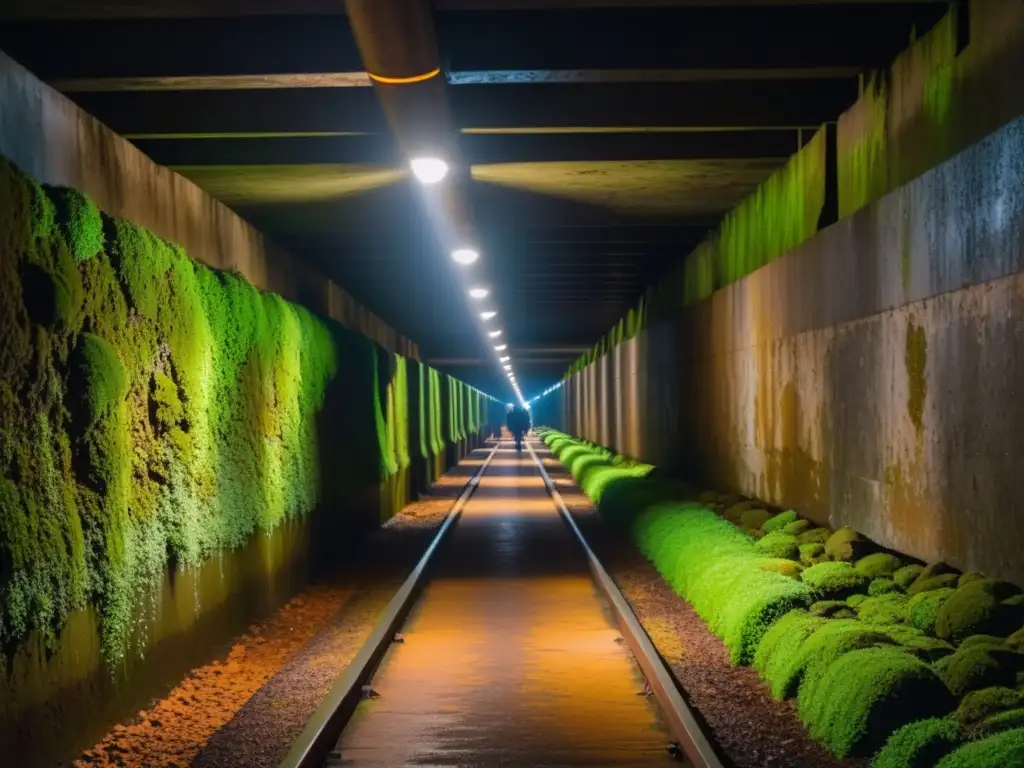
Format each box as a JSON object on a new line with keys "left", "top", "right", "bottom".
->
{"left": 336, "top": 441, "right": 672, "bottom": 766}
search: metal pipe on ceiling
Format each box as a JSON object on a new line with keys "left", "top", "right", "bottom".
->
{"left": 344, "top": 0, "right": 473, "bottom": 233}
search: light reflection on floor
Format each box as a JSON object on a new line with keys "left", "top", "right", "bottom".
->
{"left": 336, "top": 442, "right": 670, "bottom": 766}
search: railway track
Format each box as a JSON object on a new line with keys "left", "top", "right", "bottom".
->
{"left": 279, "top": 438, "right": 722, "bottom": 768}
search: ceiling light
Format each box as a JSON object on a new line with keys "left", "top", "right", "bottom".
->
{"left": 499, "top": 356, "right": 510, "bottom": 362}
{"left": 480, "top": 311, "right": 497, "bottom": 321}
{"left": 504, "top": 365, "right": 512, "bottom": 370}
{"left": 494, "top": 344, "right": 507, "bottom": 351}
{"left": 452, "top": 248, "right": 479, "bottom": 265}
{"left": 410, "top": 157, "right": 448, "bottom": 185}
{"left": 488, "top": 330, "right": 502, "bottom": 338}
{"left": 468, "top": 287, "right": 489, "bottom": 300}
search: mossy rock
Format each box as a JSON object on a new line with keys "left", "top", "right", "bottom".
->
{"left": 858, "top": 593, "right": 909, "bottom": 626}
{"left": 873, "top": 718, "right": 965, "bottom": 768}
{"left": 979, "top": 708, "right": 1024, "bottom": 736}
{"left": 797, "top": 527, "right": 832, "bottom": 546}
{"left": 908, "top": 588, "right": 956, "bottom": 635}
{"left": 869, "top": 578, "right": 899, "bottom": 596}
{"left": 959, "top": 572, "right": 986, "bottom": 588}
{"left": 740, "top": 507, "right": 774, "bottom": 531}
{"left": 69, "top": 333, "right": 129, "bottom": 431}
{"left": 894, "top": 564, "right": 925, "bottom": 589}
{"left": 856, "top": 552, "right": 904, "bottom": 579}
{"left": 908, "top": 573, "right": 960, "bottom": 596}
{"left": 791, "top": 620, "right": 897, "bottom": 706}
{"left": 935, "top": 579, "right": 1024, "bottom": 644}
{"left": 848, "top": 593, "right": 869, "bottom": 607}
{"left": 800, "top": 646, "right": 956, "bottom": 758}
{"left": 802, "top": 561, "right": 871, "bottom": 598}
{"left": 959, "top": 634, "right": 1009, "bottom": 650}
{"left": 917, "top": 562, "right": 959, "bottom": 582}
{"left": 810, "top": 600, "right": 856, "bottom": 619}
{"left": 799, "top": 542, "right": 829, "bottom": 566}
{"left": 758, "top": 558, "right": 804, "bottom": 579}
{"left": 763, "top": 509, "right": 798, "bottom": 533}
{"left": 825, "top": 526, "right": 871, "bottom": 562}
{"left": 935, "top": 726, "right": 1024, "bottom": 767}
{"left": 783, "top": 519, "right": 812, "bottom": 536}
{"left": 755, "top": 531, "right": 799, "bottom": 560}
{"left": 883, "top": 625, "right": 954, "bottom": 662}
{"left": 940, "top": 644, "right": 1024, "bottom": 697}
{"left": 51, "top": 185, "right": 104, "bottom": 262}
{"left": 753, "top": 610, "right": 828, "bottom": 700}
{"left": 723, "top": 498, "right": 758, "bottom": 522}
{"left": 1006, "top": 626, "right": 1024, "bottom": 651}
{"left": 955, "top": 686, "right": 1024, "bottom": 728}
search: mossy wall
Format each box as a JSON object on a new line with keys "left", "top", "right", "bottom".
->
{"left": 0, "top": 154, "right": 495, "bottom": 760}
{"left": 838, "top": 2, "right": 1024, "bottom": 218}
{"left": 559, "top": 114, "right": 1024, "bottom": 588}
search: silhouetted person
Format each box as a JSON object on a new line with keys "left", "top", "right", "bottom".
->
{"left": 506, "top": 405, "right": 531, "bottom": 451}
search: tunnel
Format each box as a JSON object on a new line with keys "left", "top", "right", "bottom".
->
{"left": 2, "top": 0, "right": 1024, "bottom": 766}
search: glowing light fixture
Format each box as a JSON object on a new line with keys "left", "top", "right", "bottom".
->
{"left": 489, "top": 330, "right": 502, "bottom": 338}
{"left": 410, "top": 157, "right": 449, "bottom": 185}
{"left": 499, "top": 356, "right": 510, "bottom": 362}
{"left": 480, "top": 310, "right": 497, "bottom": 321}
{"left": 494, "top": 344, "right": 507, "bottom": 351}
{"left": 504, "top": 364, "right": 512, "bottom": 370}
{"left": 452, "top": 248, "right": 479, "bottom": 265}
{"left": 468, "top": 287, "right": 489, "bottom": 300}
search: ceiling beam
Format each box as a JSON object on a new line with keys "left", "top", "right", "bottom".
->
{"left": 139, "top": 128, "right": 803, "bottom": 165}
{"left": 60, "top": 79, "right": 854, "bottom": 137}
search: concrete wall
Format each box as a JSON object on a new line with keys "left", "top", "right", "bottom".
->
{"left": 563, "top": 115, "right": 1024, "bottom": 587}
{"left": 0, "top": 48, "right": 418, "bottom": 358}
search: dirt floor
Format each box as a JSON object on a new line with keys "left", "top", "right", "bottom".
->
{"left": 539, "top": 454, "right": 865, "bottom": 768}
{"left": 74, "top": 496, "right": 455, "bottom": 768}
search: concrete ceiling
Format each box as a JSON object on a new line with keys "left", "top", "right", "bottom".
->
{"left": 0, "top": 1, "right": 947, "bottom": 398}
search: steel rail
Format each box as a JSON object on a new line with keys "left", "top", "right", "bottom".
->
{"left": 526, "top": 439, "right": 725, "bottom": 768}
{"left": 278, "top": 440, "right": 499, "bottom": 768}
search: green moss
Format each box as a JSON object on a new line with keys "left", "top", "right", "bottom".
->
{"left": 909, "top": 573, "right": 960, "bottom": 596}
{"left": 755, "top": 531, "right": 800, "bottom": 560}
{"left": 905, "top": 321, "right": 928, "bottom": 434}
{"left": 882, "top": 625, "right": 954, "bottom": 662}
{"left": 869, "top": 578, "right": 899, "bottom": 596}
{"left": 800, "top": 646, "right": 956, "bottom": 758}
{"left": 935, "top": 579, "right": 1024, "bottom": 643}
{"left": 763, "top": 509, "right": 798, "bottom": 533}
{"left": 798, "top": 527, "right": 833, "bottom": 546}
{"left": 941, "top": 644, "right": 1024, "bottom": 697}
{"left": 754, "top": 609, "right": 828, "bottom": 699}
{"left": 783, "top": 519, "right": 812, "bottom": 536}
{"left": 825, "top": 526, "right": 869, "bottom": 561}
{"left": 811, "top": 600, "right": 857, "bottom": 619}
{"left": 959, "top": 634, "right": 1010, "bottom": 650}
{"left": 908, "top": 587, "right": 956, "bottom": 634}
{"left": 848, "top": 593, "right": 869, "bottom": 607}
{"left": 758, "top": 558, "right": 804, "bottom": 579}
{"left": 936, "top": 727, "right": 1024, "bottom": 767}
{"left": 799, "top": 542, "right": 829, "bottom": 566}
{"left": 51, "top": 186, "right": 103, "bottom": 262}
{"left": 0, "top": 156, "right": 482, "bottom": 662}
{"left": 628, "top": 500, "right": 812, "bottom": 664}
{"left": 979, "top": 708, "right": 1024, "bottom": 735}
{"left": 872, "top": 718, "right": 965, "bottom": 768}
{"left": 802, "top": 561, "right": 871, "bottom": 598}
{"left": 955, "top": 687, "right": 1024, "bottom": 728}
{"left": 740, "top": 507, "right": 774, "bottom": 531}
{"left": 894, "top": 564, "right": 925, "bottom": 589}
{"left": 958, "top": 572, "right": 986, "bottom": 587}
{"left": 856, "top": 553, "right": 904, "bottom": 579}
{"left": 1006, "top": 626, "right": 1024, "bottom": 651}
{"left": 858, "top": 593, "right": 909, "bottom": 626}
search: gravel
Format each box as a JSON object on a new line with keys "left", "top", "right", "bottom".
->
{"left": 74, "top": 495, "right": 455, "bottom": 768}
{"left": 540, "top": 455, "right": 865, "bottom": 768}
